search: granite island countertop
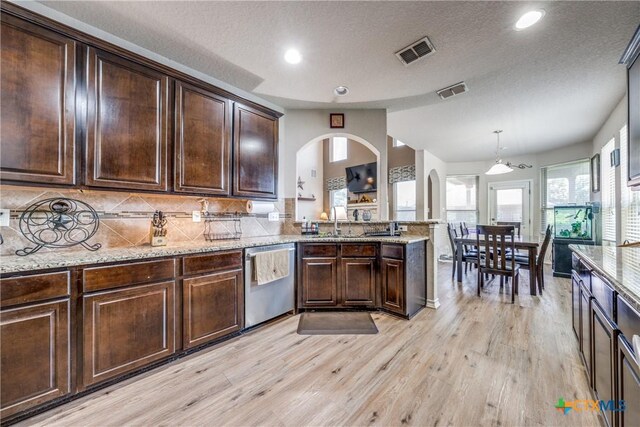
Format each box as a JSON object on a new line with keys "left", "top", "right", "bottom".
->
{"left": 570, "top": 244, "right": 640, "bottom": 311}
{"left": 0, "top": 234, "right": 429, "bottom": 275}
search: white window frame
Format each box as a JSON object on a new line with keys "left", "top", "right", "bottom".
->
{"left": 330, "top": 137, "right": 348, "bottom": 162}
{"left": 445, "top": 175, "right": 479, "bottom": 228}
{"left": 393, "top": 180, "right": 416, "bottom": 221}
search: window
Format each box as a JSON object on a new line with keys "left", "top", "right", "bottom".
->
{"left": 330, "top": 137, "right": 347, "bottom": 162}
{"left": 601, "top": 138, "right": 616, "bottom": 243}
{"left": 446, "top": 175, "right": 478, "bottom": 228}
{"left": 393, "top": 139, "right": 406, "bottom": 147}
{"left": 330, "top": 188, "right": 347, "bottom": 211}
{"left": 394, "top": 180, "right": 416, "bottom": 221}
{"left": 540, "top": 159, "right": 590, "bottom": 232}
{"left": 621, "top": 125, "right": 640, "bottom": 243}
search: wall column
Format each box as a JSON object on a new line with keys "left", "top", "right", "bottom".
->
{"left": 426, "top": 222, "right": 440, "bottom": 309}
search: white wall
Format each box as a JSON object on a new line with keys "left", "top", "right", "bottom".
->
{"left": 295, "top": 141, "right": 324, "bottom": 220}
{"left": 284, "top": 109, "right": 389, "bottom": 219}
{"left": 446, "top": 141, "right": 593, "bottom": 239}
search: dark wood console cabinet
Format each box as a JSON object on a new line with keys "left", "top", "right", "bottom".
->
{"left": 571, "top": 252, "right": 640, "bottom": 427}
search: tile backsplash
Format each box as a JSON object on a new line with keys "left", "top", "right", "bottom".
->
{"left": 0, "top": 185, "right": 290, "bottom": 257}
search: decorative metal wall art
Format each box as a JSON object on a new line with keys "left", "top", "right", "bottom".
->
{"left": 16, "top": 198, "right": 101, "bottom": 256}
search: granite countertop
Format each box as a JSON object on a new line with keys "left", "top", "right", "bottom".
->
{"left": 0, "top": 234, "right": 429, "bottom": 274}
{"left": 570, "top": 244, "right": 640, "bottom": 311}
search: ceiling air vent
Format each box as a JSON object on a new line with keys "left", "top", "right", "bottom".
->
{"left": 395, "top": 36, "right": 436, "bottom": 66}
{"left": 436, "top": 81, "right": 468, "bottom": 100}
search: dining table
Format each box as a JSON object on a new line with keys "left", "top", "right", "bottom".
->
{"left": 454, "top": 233, "right": 541, "bottom": 296}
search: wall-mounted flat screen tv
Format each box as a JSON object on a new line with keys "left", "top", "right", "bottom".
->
{"left": 346, "top": 162, "right": 377, "bottom": 193}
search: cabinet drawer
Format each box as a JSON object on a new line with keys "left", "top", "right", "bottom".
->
{"left": 182, "top": 251, "right": 242, "bottom": 276}
{"left": 302, "top": 244, "right": 337, "bottom": 257}
{"left": 1, "top": 272, "right": 70, "bottom": 308}
{"left": 381, "top": 244, "right": 404, "bottom": 260}
{"left": 83, "top": 259, "right": 175, "bottom": 292}
{"left": 618, "top": 295, "right": 640, "bottom": 347}
{"left": 591, "top": 273, "right": 615, "bottom": 321}
{"left": 341, "top": 244, "right": 376, "bottom": 257}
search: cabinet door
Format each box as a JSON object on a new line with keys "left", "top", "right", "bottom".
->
{"left": 175, "top": 81, "right": 231, "bottom": 195}
{"left": 580, "top": 283, "right": 593, "bottom": 384}
{"left": 591, "top": 302, "right": 617, "bottom": 427}
{"left": 301, "top": 257, "right": 338, "bottom": 307}
{"left": 1, "top": 299, "right": 70, "bottom": 419}
{"left": 381, "top": 258, "right": 405, "bottom": 315}
{"left": 341, "top": 257, "right": 376, "bottom": 306}
{"left": 183, "top": 269, "right": 243, "bottom": 349}
{"left": 0, "top": 14, "right": 76, "bottom": 185}
{"left": 618, "top": 336, "right": 640, "bottom": 427}
{"left": 232, "top": 103, "right": 278, "bottom": 199}
{"left": 571, "top": 273, "right": 581, "bottom": 340}
{"left": 82, "top": 281, "right": 175, "bottom": 387}
{"left": 85, "top": 48, "right": 169, "bottom": 191}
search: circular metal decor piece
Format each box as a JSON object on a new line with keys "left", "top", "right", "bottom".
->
{"left": 16, "top": 197, "right": 102, "bottom": 256}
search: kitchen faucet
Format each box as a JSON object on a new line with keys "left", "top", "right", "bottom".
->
{"left": 332, "top": 206, "right": 341, "bottom": 236}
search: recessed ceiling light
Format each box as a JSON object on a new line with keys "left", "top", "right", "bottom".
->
{"left": 515, "top": 10, "right": 545, "bottom": 30}
{"left": 334, "top": 86, "right": 349, "bottom": 96}
{"left": 284, "top": 48, "right": 302, "bottom": 64}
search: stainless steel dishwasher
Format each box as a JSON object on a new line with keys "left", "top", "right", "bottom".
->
{"left": 244, "top": 243, "right": 296, "bottom": 328}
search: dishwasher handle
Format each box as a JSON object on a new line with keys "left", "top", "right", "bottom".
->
{"left": 245, "top": 247, "right": 296, "bottom": 260}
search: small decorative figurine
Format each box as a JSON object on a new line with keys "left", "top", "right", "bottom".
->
{"left": 151, "top": 210, "right": 168, "bottom": 246}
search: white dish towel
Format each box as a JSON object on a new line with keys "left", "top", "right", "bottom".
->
{"left": 253, "top": 249, "right": 289, "bottom": 285}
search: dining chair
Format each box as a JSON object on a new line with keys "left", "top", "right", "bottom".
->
{"left": 447, "top": 223, "right": 478, "bottom": 278}
{"left": 476, "top": 225, "right": 519, "bottom": 303}
{"left": 496, "top": 221, "right": 521, "bottom": 236}
{"left": 459, "top": 222, "right": 469, "bottom": 237}
{"left": 506, "top": 225, "right": 552, "bottom": 295}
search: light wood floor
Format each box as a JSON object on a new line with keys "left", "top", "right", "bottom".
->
{"left": 20, "top": 263, "right": 600, "bottom": 427}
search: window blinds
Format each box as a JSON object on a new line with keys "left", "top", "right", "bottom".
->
{"left": 601, "top": 138, "right": 616, "bottom": 242}
{"left": 620, "top": 125, "right": 640, "bottom": 243}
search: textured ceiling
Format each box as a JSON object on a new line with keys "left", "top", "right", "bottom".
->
{"left": 37, "top": 1, "right": 640, "bottom": 161}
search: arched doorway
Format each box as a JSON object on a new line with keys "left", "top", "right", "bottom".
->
{"left": 427, "top": 169, "right": 440, "bottom": 220}
{"left": 295, "top": 134, "right": 381, "bottom": 221}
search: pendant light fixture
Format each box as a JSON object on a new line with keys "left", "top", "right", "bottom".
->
{"left": 485, "top": 130, "right": 533, "bottom": 175}
{"left": 486, "top": 130, "right": 513, "bottom": 175}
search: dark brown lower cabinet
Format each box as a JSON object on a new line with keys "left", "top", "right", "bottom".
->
{"left": 183, "top": 269, "right": 243, "bottom": 349}
{"left": 618, "top": 336, "right": 640, "bottom": 427}
{"left": 341, "top": 257, "right": 376, "bottom": 306}
{"left": 572, "top": 273, "right": 581, "bottom": 340}
{"left": 301, "top": 257, "right": 338, "bottom": 307}
{"left": 0, "top": 299, "right": 70, "bottom": 419}
{"left": 82, "top": 280, "right": 175, "bottom": 387}
{"left": 580, "top": 281, "right": 593, "bottom": 384}
{"left": 381, "top": 257, "right": 405, "bottom": 315}
{"left": 591, "top": 301, "right": 617, "bottom": 427}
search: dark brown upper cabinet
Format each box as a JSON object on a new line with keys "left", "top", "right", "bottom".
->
{"left": 174, "top": 81, "right": 231, "bottom": 195}
{"left": 0, "top": 14, "right": 76, "bottom": 185}
{"left": 85, "top": 48, "right": 169, "bottom": 191}
{"left": 232, "top": 103, "right": 278, "bottom": 199}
